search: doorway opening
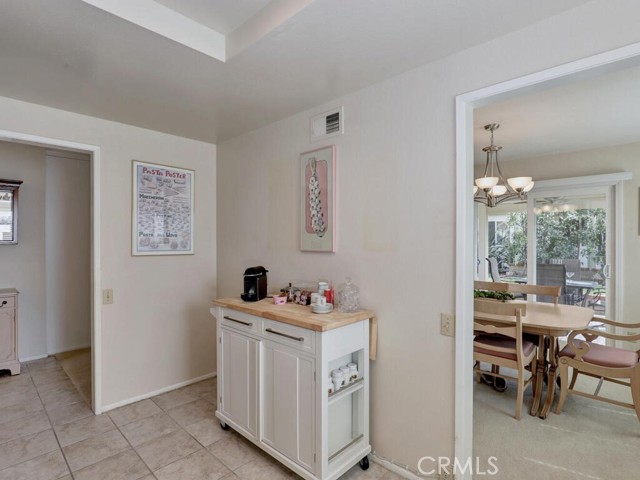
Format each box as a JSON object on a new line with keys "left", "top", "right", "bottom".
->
{"left": 455, "top": 43, "right": 640, "bottom": 479}
{"left": 0, "top": 129, "right": 102, "bottom": 414}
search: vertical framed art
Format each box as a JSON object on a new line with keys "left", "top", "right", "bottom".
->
{"left": 300, "top": 145, "right": 336, "bottom": 252}
{"left": 132, "top": 160, "right": 194, "bottom": 255}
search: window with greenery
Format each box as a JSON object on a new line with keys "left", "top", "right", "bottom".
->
{"left": 536, "top": 208, "right": 606, "bottom": 266}
{"left": 488, "top": 211, "right": 527, "bottom": 274}
{"left": 488, "top": 206, "right": 606, "bottom": 274}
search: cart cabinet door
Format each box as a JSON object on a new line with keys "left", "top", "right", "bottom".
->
{"left": 220, "top": 327, "right": 259, "bottom": 438}
{"left": 261, "top": 340, "right": 316, "bottom": 474}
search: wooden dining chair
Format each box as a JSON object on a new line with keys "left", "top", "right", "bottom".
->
{"left": 473, "top": 299, "right": 537, "bottom": 420}
{"left": 555, "top": 318, "right": 640, "bottom": 420}
{"left": 474, "top": 280, "right": 561, "bottom": 304}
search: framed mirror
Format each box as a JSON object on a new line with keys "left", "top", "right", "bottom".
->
{"left": 0, "top": 179, "right": 23, "bottom": 245}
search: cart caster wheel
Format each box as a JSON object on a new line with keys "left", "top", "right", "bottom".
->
{"left": 359, "top": 457, "right": 369, "bottom": 470}
{"left": 220, "top": 421, "right": 230, "bottom": 431}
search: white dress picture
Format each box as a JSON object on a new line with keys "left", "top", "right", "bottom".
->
{"left": 300, "top": 146, "right": 335, "bottom": 252}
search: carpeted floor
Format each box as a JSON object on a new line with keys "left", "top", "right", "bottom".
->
{"left": 54, "top": 348, "right": 92, "bottom": 407}
{"left": 473, "top": 365, "right": 639, "bottom": 479}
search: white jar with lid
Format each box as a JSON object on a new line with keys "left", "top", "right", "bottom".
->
{"left": 339, "top": 366, "right": 351, "bottom": 385}
{"left": 331, "top": 371, "right": 344, "bottom": 392}
{"left": 347, "top": 362, "right": 359, "bottom": 382}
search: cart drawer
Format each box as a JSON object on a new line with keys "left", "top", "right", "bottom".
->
{"left": 262, "top": 319, "right": 315, "bottom": 354}
{"left": 221, "top": 310, "right": 260, "bottom": 334}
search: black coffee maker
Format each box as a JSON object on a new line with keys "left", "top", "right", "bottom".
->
{"left": 241, "top": 266, "right": 268, "bottom": 302}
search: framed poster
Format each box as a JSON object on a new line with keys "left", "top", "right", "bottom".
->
{"left": 132, "top": 160, "right": 194, "bottom": 255}
{"left": 300, "top": 145, "right": 336, "bottom": 252}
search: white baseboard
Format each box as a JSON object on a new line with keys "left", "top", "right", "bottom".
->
{"left": 48, "top": 344, "right": 91, "bottom": 355}
{"left": 19, "top": 354, "right": 49, "bottom": 363}
{"left": 371, "top": 453, "right": 435, "bottom": 479}
{"left": 101, "top": 372, "right": 217, "bottom": 412}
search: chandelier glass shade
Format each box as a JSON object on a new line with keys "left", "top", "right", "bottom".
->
{"left": 474, "top": 123, "right": 534, "bottom": 207}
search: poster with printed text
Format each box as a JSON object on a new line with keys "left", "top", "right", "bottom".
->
{"left": 132, "top": 161, "right": 194, "bottom": 255}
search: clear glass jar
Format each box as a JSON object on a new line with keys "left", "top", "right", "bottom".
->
{"left": 337, "top": 277, "right": 360, "bottom": 313}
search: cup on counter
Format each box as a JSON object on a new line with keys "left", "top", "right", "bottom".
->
{"left": 317, "top": 296, "right": 327, "bottom": 306}
{"left": 310, "top": 293, "right": 320, "bottom": 305}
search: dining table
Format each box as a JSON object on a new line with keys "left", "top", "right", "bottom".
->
{"left": 474, "top": 300, "right": 594, "bottom": 418}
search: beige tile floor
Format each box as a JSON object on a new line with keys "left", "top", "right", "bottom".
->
{"left": 0, "top": 357, "right": 401, "bottom": 480}
{"left": 55, "top": 349, "right": 92, "bottom": 407}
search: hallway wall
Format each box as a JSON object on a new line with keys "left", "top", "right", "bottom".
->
{"left": 0, "top": 141, "right": 47, "bottom": 359}
{"left": 45, "top": 150, "right": 91, "bottom": 354}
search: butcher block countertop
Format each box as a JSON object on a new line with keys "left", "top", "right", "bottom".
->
{"left": 212, "top": 297, "right": 374, "bottom": 332}
{"left": 213, "top": 298, "right": 379, "bottom": 360}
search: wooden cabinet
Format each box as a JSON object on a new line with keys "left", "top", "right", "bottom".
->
{"left": 0, "top": 289, "right": 19, "bottom": 375}
{"left": 212, "top": 300, "right": 373, "bottom": 480}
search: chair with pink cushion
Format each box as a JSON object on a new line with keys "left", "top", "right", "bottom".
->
{"left": 555, "top": 318, "right": 640, "bottom": 420}
{"left": 473, "top": 299, "right": 538, "bottom": 420}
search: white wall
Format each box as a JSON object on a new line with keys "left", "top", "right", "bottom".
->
{"left": 0, "top": 142, "right": 47, "bottom": 360}
{"left": 45, "top": 151, "right": 91, "bottom": 354}
{"left": 0, "top": 98, "right": 217, "bottom": 408}
{"left": 217, "top": 0, "right": 640, "bottom": 472}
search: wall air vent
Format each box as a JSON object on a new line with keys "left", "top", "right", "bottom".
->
{"left": 310, "top": 107, "right": 344, "bottom": 142}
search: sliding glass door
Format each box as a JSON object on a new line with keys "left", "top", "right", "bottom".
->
{"left": 528, "top": 186, "right": 613, "bottom": 318}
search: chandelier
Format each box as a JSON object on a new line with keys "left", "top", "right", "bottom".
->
{"left": 474, "top": 123, "right": 534, "bottom": 207}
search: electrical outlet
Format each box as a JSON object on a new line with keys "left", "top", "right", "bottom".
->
{"left": 103, "top": 288, "right": 113, "bottom": 305}
{"left": 441, "top": 313, "right": 455, "bottom": 337}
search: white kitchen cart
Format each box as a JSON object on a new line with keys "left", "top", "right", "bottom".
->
{"left": 211, "top": 298, "right": 375, "bottom": 480}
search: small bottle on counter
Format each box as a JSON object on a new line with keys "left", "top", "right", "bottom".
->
{"left": 324, "top": 287, "right": 334, "bottom": 304}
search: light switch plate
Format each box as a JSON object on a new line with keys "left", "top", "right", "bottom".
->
{"left": 103, "top": 289, "right": 113, "bottom": 305}
{"left": 441, "top": 313, "right": 455, "bottom": 337}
